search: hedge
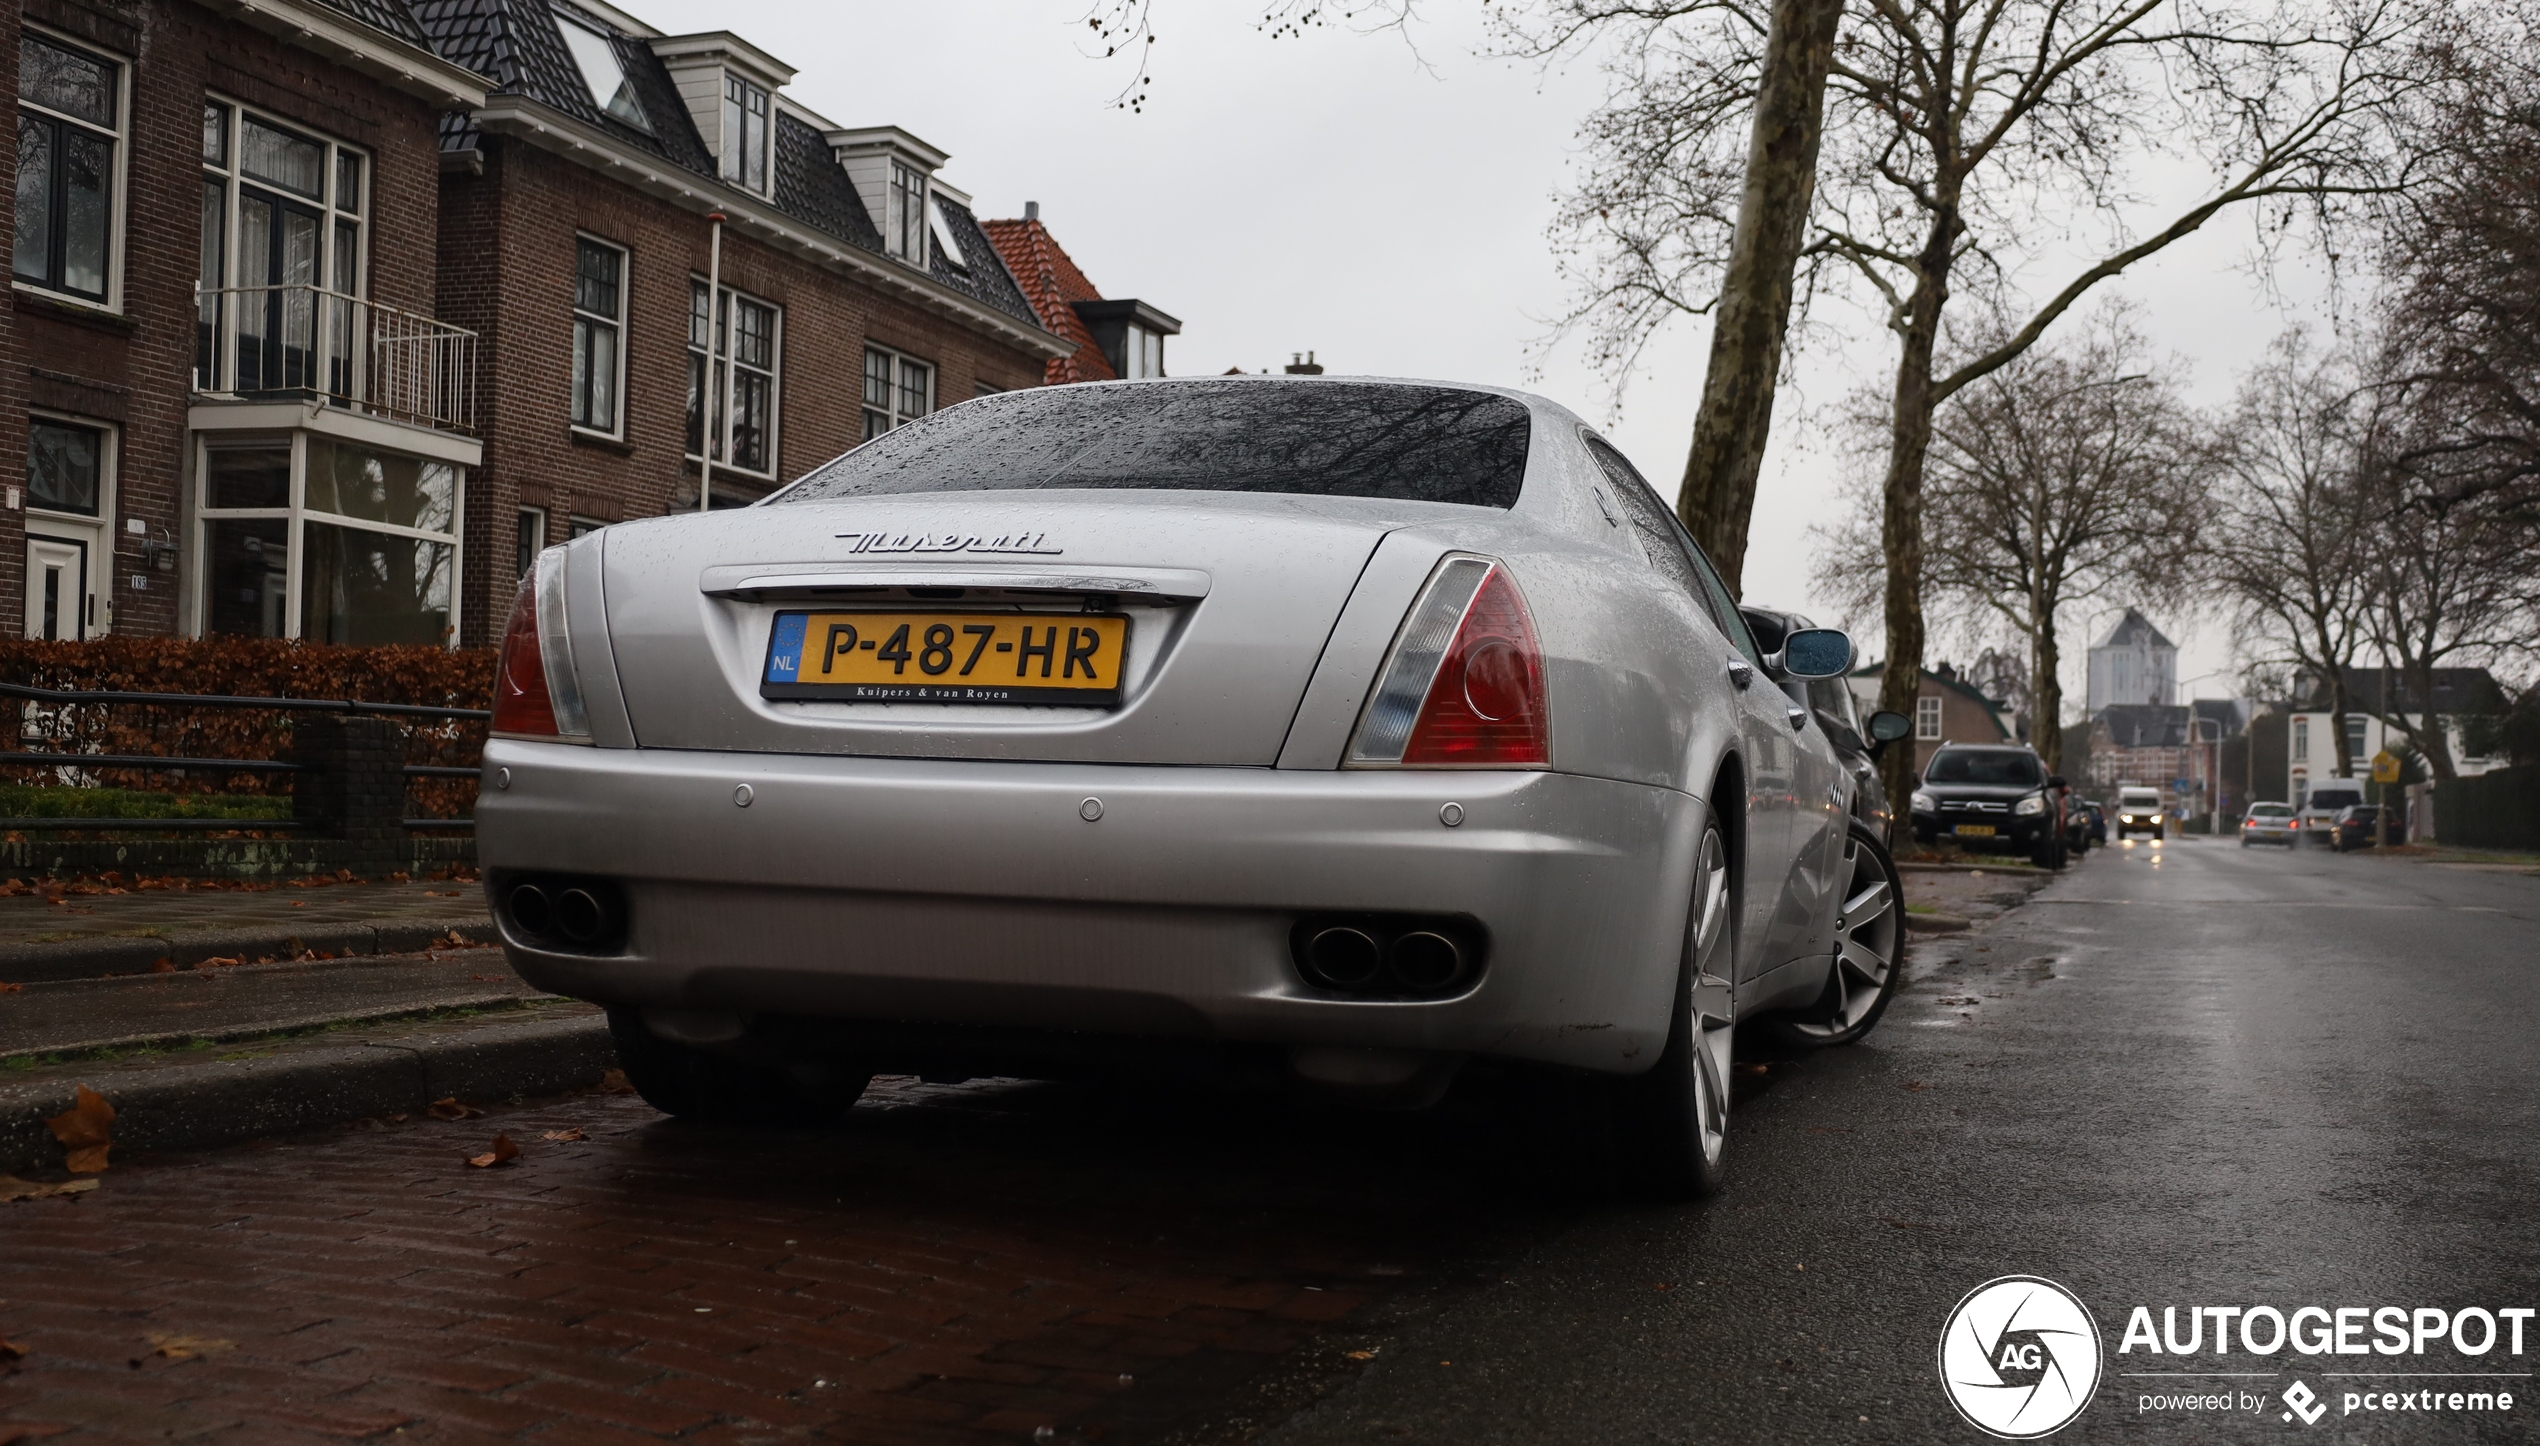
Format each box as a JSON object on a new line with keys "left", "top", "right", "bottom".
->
{"left": 0, "top": 638, "right": 492, "bottom": 819}
{"left": 2434, "top": 766, "right": 2540, "bottom": 851}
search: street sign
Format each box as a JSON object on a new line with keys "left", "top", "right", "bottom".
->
{"left": 2172, "top": 778, "right": 2191, "bottom": 791}
{"left": 2372, "top": 750, "right": 2401, "bottom": 784}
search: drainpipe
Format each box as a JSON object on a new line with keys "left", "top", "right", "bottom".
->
{"left": 699, "top": 211, "right": 724, "bottom": 514}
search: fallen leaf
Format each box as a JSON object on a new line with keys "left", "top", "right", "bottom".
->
{"left": 152, "top": 959, "right": 176, "bottom": 974}
{"left": 147, "top": 1333, "right": 236, "bottom": 1361}
{"left": 466, "top": 1135, "right": 521, "bottom": 1169}
{"left": 599, "top": 1070, "right": 636, "bottom": 1096}
{"left": 0, "top": 1176, "right": 99, "bottom": 1203}
{"left": 0, "top": 982, "right": 20, "bottom": 994}
{"left": 0, "top": 1336, "right": 25, "bottom": 1361}
{"left": 539, "top": 1128, "right": 585, "bottom": 1142}
{"left": 1736, "top": 1062, "right": 1769, "bottom": 1076}
{"left": 426, "top": 1098, "right": 481, "bottom": 1121}
{"left": 1344, "top": 1349, "right": 1378, "bottom": 1360}
{"left": 44, "top": 1087, "right": 114, "bottom": 1174}
{"left": 1899, "top": 1081, "right": 1929, "bottom": 1092}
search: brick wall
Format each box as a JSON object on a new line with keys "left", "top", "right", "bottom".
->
{"left": 440, "top": 136, "right": 1050, "bottom": 646}
{"left": 0, "top": 0, "right": 446, "bottom": 639}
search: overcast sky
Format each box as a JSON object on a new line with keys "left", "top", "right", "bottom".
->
{"left": 644, "top": 0, "right": 2347, "bottom": 709}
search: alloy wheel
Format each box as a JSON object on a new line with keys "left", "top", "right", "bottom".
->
{"left": 1777, "top": 829, "right": 1902, "bottom": 1045}
{"left": 1686, "top": 827, "right": 1736, "bottom": 1167}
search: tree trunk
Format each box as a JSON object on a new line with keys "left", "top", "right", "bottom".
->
{"left": 1674, "top": 0, "right": 1847, "bottom": 594}
{"left": 2031, "top": 622, "right": 2064, "bottom": 777}
{"left": 1874, "top": 229, "right": 1956, "bottom": 836}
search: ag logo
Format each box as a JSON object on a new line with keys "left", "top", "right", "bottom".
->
{"left": 1939, "top": 1276, "right": 2103, "bottom": 1438}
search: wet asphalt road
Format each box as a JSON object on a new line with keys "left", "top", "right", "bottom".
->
{"left": 1256, "top": 839, "right": 2540, "bottom": 1445}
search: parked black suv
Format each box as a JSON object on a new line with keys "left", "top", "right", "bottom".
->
{"left": 1911, "top": 743, "right": 2070, "bottom": 869}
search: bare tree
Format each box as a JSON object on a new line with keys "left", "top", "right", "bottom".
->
{"left": 2208, "top": 327, "right": 2378, "bottom": 782}
{"left": 1537, "top": 0, "right": 2437, "bottom": 812}
{"left": 1816, "top": 309, "right": 2204, "bottom": 775}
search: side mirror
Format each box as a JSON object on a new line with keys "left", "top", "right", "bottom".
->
{"left": 1781, "top": 627, "right": 1853, "bottom": 680}
{"left": 1866, "top": 710, "right": 1914, "bottom": 743}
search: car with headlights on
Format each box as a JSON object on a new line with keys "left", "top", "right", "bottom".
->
{"left": 1910, "top": 744, "right": 2070, "bottom": 869}
{"left": 478, "top": 376, "right": 1911, "bottom": 1196}
{"left": 2113, "top": 785, "right": 2166, "bottom": 840}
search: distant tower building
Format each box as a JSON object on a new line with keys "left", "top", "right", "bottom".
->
{"left": 2086, "top": 608, "right": 2177, "bottom": 715}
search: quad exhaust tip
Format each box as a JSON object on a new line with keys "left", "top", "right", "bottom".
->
{"left": 1293, "top": 915, "right": 1484, "bottom": 997}
{"left": 499, "top": 873, "right": 628, "bottom": 955}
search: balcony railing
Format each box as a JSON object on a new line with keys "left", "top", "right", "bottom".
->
{"left": 194, "top": 284, "right": 477, "bottom": 435}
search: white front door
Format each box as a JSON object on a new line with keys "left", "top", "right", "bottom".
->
{"left": 24, "top": 534, "right": 89, "bottom": 640}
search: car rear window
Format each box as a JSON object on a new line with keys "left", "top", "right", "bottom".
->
{"left": 1924, "top": 750, "right": 2044, "bottom": 786}
{"left": 2310, "top": 789, "right": 2362, "bottom": 810}
{"left": 2249, "top": 804, "right": 2292, "bottom": 817}
{"left": 777, "top": 380, "right": 1532, "bottom": 509}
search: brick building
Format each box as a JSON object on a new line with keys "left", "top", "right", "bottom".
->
{"left": 414, "top": 2, "right": 1069, "bottom": 644}
{"left": 1848, "top": 660, "right": 2016, "bottom": 779}
{"left": 5, "top": 0, "right": 1094, "bottom": 650}
{"left": 3, "top": 0, "right": 483, "bottom": 644}
{"left": 982, "top": 203, "right": 1178, "bottom": 386}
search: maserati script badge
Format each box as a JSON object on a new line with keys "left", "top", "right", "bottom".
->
{"left": 832, "top": 531, "right": 1063, "bottom": 556}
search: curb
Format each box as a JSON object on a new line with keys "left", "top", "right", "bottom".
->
{"left": 0, "top": 914, "right": 497, "bottom": 985}
{"left": 0, "top": 1004, "right": 612, "bottom": 1174}
{"left": 1903, "top": 912, "right": 1974, "bottom": 934}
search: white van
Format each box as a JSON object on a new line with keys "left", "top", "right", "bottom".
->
{"left": 2297, "top": 780, "right": 2366, "bottom": 844}
{"left": 2113, "top": 786, "right": 2166, "bottom": 840}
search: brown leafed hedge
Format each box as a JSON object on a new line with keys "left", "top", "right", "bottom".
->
{"left": 0, "top": 638, "right": 493, "bottom": 818}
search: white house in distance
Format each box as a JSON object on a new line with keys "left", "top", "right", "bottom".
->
{"left": 2285, "top": 666, "right": 2509, "bottom": 806}
{"left": 2086, "top": 608, "right": 2177, "bottom": 714}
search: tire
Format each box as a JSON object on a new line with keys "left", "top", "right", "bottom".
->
{"left": 1767, "top": 819, "right": 1904, "bottom": 1049}
{"left": 1616, "top": 821, "right": 1736, "bottom": 1198}
{"left": 606, "top": 1008, "right": 871, "bottom": 1125}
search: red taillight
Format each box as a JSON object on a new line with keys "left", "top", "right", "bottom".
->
{"left": 1401, "top": 565, "right": 1548, "bottom": 766}
{"left": 491, "top": 570, "right": 557, "bottom": 736}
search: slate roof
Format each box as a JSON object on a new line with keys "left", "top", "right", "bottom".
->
{"left": 2096, "top": 704, "right": 2192, "bottom": 749}
{"left": 979, "top": 217, "right": 1117, "bottom": 384}
{"left": 2092, "top": 606, "right": 2176, "bottom": 651}
{"left": 404, "top": 0, "right": 1041, "bottom": 329}
{"left": 320, "top": 0, "right": 434, "bottom": 45}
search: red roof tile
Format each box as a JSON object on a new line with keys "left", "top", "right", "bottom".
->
{"left": 980, "top": 218, "right": 1117, "bottom": 385}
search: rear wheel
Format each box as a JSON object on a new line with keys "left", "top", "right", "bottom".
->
{"left": 1767, "top": 820, "right": 1903, "bottom": 1048}
{"left": 606, "top": 1009, "right": 871, "bottom": 1125}
{"left": 1617, "top": 823, "right": 1736, "bottom": 1198}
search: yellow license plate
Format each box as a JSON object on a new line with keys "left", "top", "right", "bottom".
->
{"left": 761, "top": 611, "right": 1129, "bottom": 705}
{"left": 1953, "top": 824, "right": 1997, "bottom": 838}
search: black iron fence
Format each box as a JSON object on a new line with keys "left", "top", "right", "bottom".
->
{"left": 0, "top": 680, "right": 487, "bottom": 833}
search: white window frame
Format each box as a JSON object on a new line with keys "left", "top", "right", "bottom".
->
{"left": 720, "top": 72, "right": 770, "bottom": 194}
{"left": 515, "top": 505, "right": 547, "bottom": 579}
{"left": 14, "top": 22, "right": 131, "bottom": 312}
{"left": 197, "top": 95, "right": 369, "bottom": 393}
{"left": 570, "top": 234, "right": 628, "bottom": 438}
{"left": 686, "top": 278, "right": 782, "bottom": 479}
{"left": 861, "top": 344, "right": 932, "bottom": 441}
{"left": 886, "top": 163, "right": 925, "bottom": 262}
{"left": 23, "top": 409, "right": 119, "bottom": 636}
{"left": 1915, "top": 695, "right": 1943, "bottom": 741}
{"left": 188, "top": 430, "right": 466, "bottom": 645}
{"left": 568, "top": 513, "right": 607, "bottom": 537}
{"left": 2292, "top": 716, "right": 2310, "bottom": 764}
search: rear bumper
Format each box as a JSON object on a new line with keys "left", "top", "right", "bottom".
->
{"left": 476, "top": 742, "right": 1703, "bottom": 1074}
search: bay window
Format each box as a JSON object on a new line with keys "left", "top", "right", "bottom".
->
{"left": 197, "top": 435, "right": 461, "bottom": 644}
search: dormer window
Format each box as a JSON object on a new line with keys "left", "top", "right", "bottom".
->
{"left": 887, "top": 162, "right": 924, "bottom": 262}
{"left": 722, "top": 74, "right": 769, "bottom": 193}
{"left": 926, "top": 195, "right": 968, "bottom": 272}
{"left": 556, "top": 12, "right": 651, "bottom": 132}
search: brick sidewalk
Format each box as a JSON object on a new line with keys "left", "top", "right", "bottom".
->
{"left": 0, "top": 877, "right": 485, "bottom": 950}
{"left": 0, "top": 1075, "right": 1559, "bottom": 1444}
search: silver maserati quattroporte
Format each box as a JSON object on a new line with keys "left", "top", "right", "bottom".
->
{"left": 478, "top": 376, "right": 1907, "bottom": 1194}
